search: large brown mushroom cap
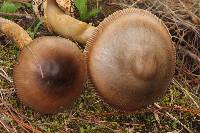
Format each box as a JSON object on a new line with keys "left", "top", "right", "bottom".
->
{"left": 14, "top": 36, "right": 86, "bottom": 114}
{"left": 85, "top": 8, "right": 176, "bottom": 111}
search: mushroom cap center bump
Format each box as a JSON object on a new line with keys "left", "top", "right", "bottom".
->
{"left": 86, "top": 8, "right": 176, "bottom": 111}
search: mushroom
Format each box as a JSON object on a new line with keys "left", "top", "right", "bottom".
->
{"left": 32, "top": 0, "right": 96, "bottom": 44}
{"left": 14, "top": 37, "right": 86, "bottom": 113}
{"left": 0, "top": 17, "right": 86, "bottom": 114}
{"left": 0, "top": 17, "right": 32, "bottom": 49}
{"left": 85, "top": 8, "right": 176, "bottom": 111}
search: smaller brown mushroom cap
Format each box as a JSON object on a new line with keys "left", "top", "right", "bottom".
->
{"left": 14, "top": 36, "right": 86, "bottom": 114}
{"left": 85, "top": 8, "right": 176, "bottom": 111}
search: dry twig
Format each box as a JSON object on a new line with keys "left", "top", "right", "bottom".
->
{"left": 0, "top": 0, "right": 31, "bottom": 4}
{"left": 178, "top": 46, "right": 200, "bottom": 64}
{"left": 173, "top": 79, "right": 200, "bottom": 109}
{"left": 0, "top": 67, "right": 13, "bottom": 83}
{"left": 0, "top": 119, "right": 11, "bottom": 132}
{"left": 0, "top": 12, "right": 34, "bottom": 19}
{"left": 178, "top": 0, "right": 200, "bottom": 25}
{"left": 154, "top": 103, "right": 193, "bottom": 133}
{"left": 3, "top": 111, "right": 43, "bottom": 133}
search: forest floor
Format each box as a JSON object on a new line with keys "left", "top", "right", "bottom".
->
{"left": 0, "top": 0, "right": 199, "bottom": 132}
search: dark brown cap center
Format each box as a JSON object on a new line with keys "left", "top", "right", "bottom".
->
{"left": 37, "top": 55, "right": 77, "bottom": 90}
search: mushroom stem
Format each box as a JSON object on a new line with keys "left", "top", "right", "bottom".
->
{"left": 45, "top": 0, "right": 96, "bottom": 44}
{"left": 0, "top": 17, "right": 32, "bottom": 49}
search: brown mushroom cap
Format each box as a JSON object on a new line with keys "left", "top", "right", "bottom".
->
{"left": 14, "top": 36, "right": 86, "bottom": 114}
{"left": 85, "top": 8, "right": 176, "bottom": 111}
